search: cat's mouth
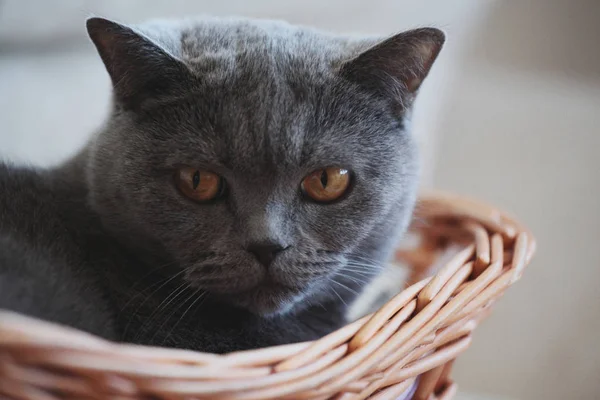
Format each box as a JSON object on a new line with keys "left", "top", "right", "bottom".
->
{"left": 186, "top": 258, "right": 338, "bottom": 316}
{"left": 214, "top": 279, "right": 306, "bottom": 316}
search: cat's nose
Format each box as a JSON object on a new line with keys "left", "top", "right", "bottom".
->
{"left": 247, "top": 241, "right": 287, "bottom": 268}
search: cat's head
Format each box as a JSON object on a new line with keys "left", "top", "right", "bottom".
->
{"left": 85, "top": 17, "right": 444, "bottom": 316}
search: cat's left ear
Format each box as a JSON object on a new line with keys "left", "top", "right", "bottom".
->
{"left": 86, "top": 17, "right": 193, "bottom": 110}
{"left": 340, "top": 28, "right": 445, "bottom": 109}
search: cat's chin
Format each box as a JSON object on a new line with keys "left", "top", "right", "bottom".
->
{"left": 227, "top": 283, "right": 305, "bottom": 317}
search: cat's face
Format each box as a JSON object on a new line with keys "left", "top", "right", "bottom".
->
{"left": 86, "top": 17, "right": 444, "bottom": 315}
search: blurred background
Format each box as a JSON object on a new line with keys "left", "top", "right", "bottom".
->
{"left": 1, "top": 1, "right": 599, "bottom": 399}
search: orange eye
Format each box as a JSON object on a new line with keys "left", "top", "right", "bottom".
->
{"left": 301, "top": 167, "right": 351, "bottom": 203}
{"left": 175, "top": 167, "right": 225, "bottom": 202}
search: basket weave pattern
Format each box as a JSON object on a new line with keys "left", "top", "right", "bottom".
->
{"left": 0, "top": 192, "right": 535, "bottom": 400}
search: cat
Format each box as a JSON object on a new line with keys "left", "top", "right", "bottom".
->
{"left": 0, "top": 16, "right": 444, "bottom": 353}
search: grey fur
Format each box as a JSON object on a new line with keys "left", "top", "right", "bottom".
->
{"left": 0, "top": 16, "right": 444, "bottom": 352}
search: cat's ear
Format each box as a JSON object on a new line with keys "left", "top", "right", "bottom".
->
{"left": 86, "top": 17, "right": 193, "bottom": 110}
{"left": 340, "top": 28, "right": 445, "bottom": 109}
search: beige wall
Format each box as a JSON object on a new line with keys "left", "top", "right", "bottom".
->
{"left": 432, "top": 2, "right": 600, "bottom": 399}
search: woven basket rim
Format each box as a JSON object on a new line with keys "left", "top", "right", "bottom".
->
{"left": 0, "top": 190, "right": 536, "bottom": 400}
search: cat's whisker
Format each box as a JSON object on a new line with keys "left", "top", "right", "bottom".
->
{"left": 330, "top": 278, "right": 360, "bottom": 296}
{"left": 345, "top": 256, "right": 381, "bottom": 264}
{"left": 329, "top": 286, "right": 348, "bottom": 307}
{"left": 343, "top": 263, "right": 379, "bottom": 271}
{"left": 314, "top": 300, "right": 327, "bottom": 311}
{"left": 344, "top": 260, "right": 383, "bottom": 269}
{"left": 151, "top": 282, "right": 190, "bottom": 317}
{"left": 348, "top": 253, "right": 388, "bottom": 262}
{"left": 134, "top": 282, "right": 190, "bottom": 342}
{"left": 129, "top": 259, "right": 181, "bottom": 289}
{"left": 346, "top": 254, "right": 385, "bottom": 266}
{"left": 121, "top": 268, "right": 191, "bottom": 339}
{"left": 339, "top": 270, "right": 377, "bottom": 280}
{"left": 163, "top": 288, "right": 206, "bottom": 344}
{"left": 118, "top": 261, "right": 184, "bottom": 313}
{"left": 333, "top": 272, "right": 370, "bottom": 286}
{"left": 142, "top": 283, "right": 193, "bottom": 344}
{"left": 342, "top": 265, "right": 380, "bottom": 275}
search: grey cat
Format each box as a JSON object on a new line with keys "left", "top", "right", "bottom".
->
{"left": 0, "top": 16, "right": 444, "bottom": 352}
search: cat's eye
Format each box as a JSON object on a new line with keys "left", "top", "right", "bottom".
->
{"left": 175, "top": 167, "right": 226, "bottom": 202}
{"left": 301, "top": 167, "right": 351, "bottom": 203}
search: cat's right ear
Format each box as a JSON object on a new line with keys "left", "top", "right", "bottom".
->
{"left": 86, "top": 17, "right": 193, "bottom": 110}
{"left": 340, "top": 28, "right": 445, "bottom": 111}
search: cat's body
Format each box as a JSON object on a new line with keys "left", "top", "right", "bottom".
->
{"left": 0, "top": 17, "right": 444, "bottom": 352}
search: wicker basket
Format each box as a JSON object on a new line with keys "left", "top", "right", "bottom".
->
{"left": 0, "top": 191, "right": 535, "bottom": 400}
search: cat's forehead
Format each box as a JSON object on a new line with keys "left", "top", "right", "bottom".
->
{"left": 131, "top": 18, "right": 408, "bottom": 175}
{"left": 139, "top": 18, "right": 369, "bottom": 83}
{"left": 143, "top": 81, "right": 405, "bottom": 180}
{"left": 178, "top": 19, "right": 353, "bottom": 62}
